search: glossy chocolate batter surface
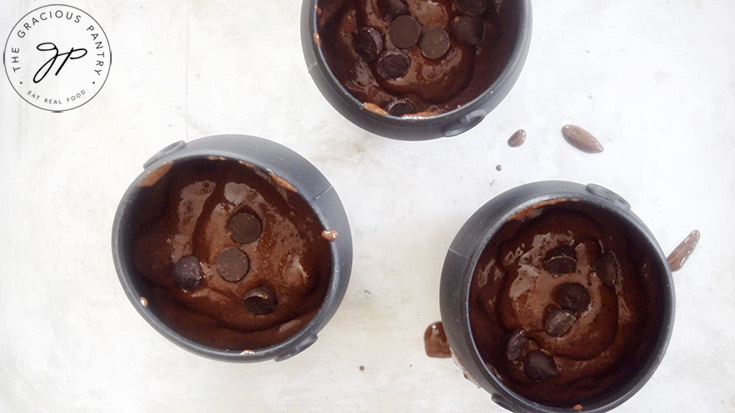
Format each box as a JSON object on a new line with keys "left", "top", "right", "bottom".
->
{"left": 469, "top": 202, "right": 661, "bottom": 406}
{"left": 316, "top": 0, "right": 520, "bottom": 116}
{"left": 130, "top": 159, "right": 332, "bottom": 351}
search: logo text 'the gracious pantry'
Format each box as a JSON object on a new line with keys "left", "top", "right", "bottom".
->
{"left": 3, "top": 4, "right": 112, "bottom": 112}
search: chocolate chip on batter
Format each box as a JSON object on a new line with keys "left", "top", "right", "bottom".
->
{"left": 593, "top": 251, "right": 620, "bottom": 287}
{"left": 385, "top": 99, "right": 415, "bottom": 116}
{"left": 173, "top": 255, "right": 202, "bottom": 290}
{"left": 450, "top": 15, "right": 485, "bottom": 46}
{"left": 506, "top": 329, "right": 528, "bottom": 361}
{"left": 378, "top": 0, "right": 409, "bottom": 18}
{"left": 419, "top": 27, "right": 451, "bottom": 60}
{"left": 524, "top": 350, "right": 558, "bottom": 381}
{"left": 242, "top": 286, "right": 278, "bottom": 315}
{"left": 456, "top": 0, "right": 488, "bottom": 16}
{"left": 544, "top": 307, "right": 576, "bottom": 337}
{"left": 216, "top": 247, "right": 250, "bottom": 282}
{"left": 354, "top": 27, "right": 384, "bottom": 63}
{"left": 376, "top": 49, "right": 411, "bottom": 79}
{"left": 554, "top": 282, "right": 591, "bottom": 312}
{"left": 388, "top": 15, "right": 422, "bottom": 49}
{"left": 543, "top": 245, "right": 578, "bottom": 275}
{"left": 228, "top": 211, "right": 262, "bottom": 244}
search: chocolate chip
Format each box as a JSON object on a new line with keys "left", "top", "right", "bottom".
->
{"left": 593, "top": 251, "right": 620, "bottom": 287}
{"left": 378, "top": 0, "right": 409, "bottom": 18}
{"left": 455, "top": 0, "right": 488, "bottom": 16}
{"left": 388, "top": 15, "right": 422, "bottom": 49}
{"left": 419, "top": 27, "right": 451, "bottom": 60}
{"left": 450, "top": 16, "right": 485, "bottom": 46}
{"left": 507, "top": 129, "right": 526, "bottom": 147}
{"left": 385, "top": 99, "right": 415, "bottom": 116}
{"left": 354, "top": 27, "right": 383, "bottom": 63}
{"left": 543, "top": 245, "right": 578, "bottom": 275}
{"left": 561, "top": 125, "right": 604, "bottom": 153}
{"left": 228, "top": 212, "right": 262, "bottom": 244}
{"left": 376, "top": 50, "right": 410, "bottom": 79}
{"left": 554, "top": 282, "right": 591, "bottom": 312}
{"left": 424, "top": 321, "right": 451, "bottom": 358}
{"left": 667, "top": 229, "right": 700, "bottom": 272}
{"left": 544, "top": 307, "right": 576, "bottom": 337}
{"left": 506, "top": 329, "right": 528, "bottom": 361}
{"left": 173, "top": 255, "right": 202, "bottom": 290}
{"left": 242, "top": 286, "right": 278, "bottom": 315}
{"left": 216, "top": 247, "right": 250, "bottom": 282}
{"left": 524, "top": 350, "right": 558, "bottom": 381}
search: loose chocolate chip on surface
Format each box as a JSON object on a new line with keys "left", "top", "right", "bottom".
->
{"left": 385, "top": 99, "right": 415, "bottom": 116}
{"left": 667, "top": 229, "right": 700, "bottom": 272}
{"left": 554, "top": 282, "right": 591, "bottom": 312}
{"left": 376, "top": 50, "right": 411, "bottom": 79}
{"left": 419, "top": 27, "right": 451, "bottom": 60}
{"left": 456, "top": 0, "right": 488, "bottom": 16}
{"left": 561, "top": 125, "right": 604, "bottom": 153}
{"left": 450, "top": 15, "right": 485, "bottom": 46}
{"left": 228, "top": 211, "right": 262, "bottom": 244}
{"left": 389, "top": 15, "right": 422, "bottom": 49}
{"left": 543, "top": 245, "right": 578, "bottom": 275}
{"left": 173, "top": 255, "right": 202, "bottom": 290}
{"left": 506, "top": 329, "right": 528, "bottom": 361}
{"left": 216, "top": 247, "right": 250, "bottom": 282}
{"left": 354, "top": 27, "right": 384, "bottom": 63}
{"left": 508, "top": 129, "right": 526, "bottom": 147}
{"left": 242, "top": 286, "right": 278, "bottom": 315}
{"left": 593, "top": 251, "right": 620, "bottom": 287}
{"left": 524, "top": 350, "right": 558, "bottom": 381}
{"left": 424, "top": 321, "right": 452, "bottom": 358}
{"left": 378, "top": 0, "right": 409, "bottom": 18}
{"left": 544, "top": 307, "right": 576, "bottom": 337}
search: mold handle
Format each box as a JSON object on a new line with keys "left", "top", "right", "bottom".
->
{"left": 143, "top": 141, "right": 187, "bottom": 169}
{"left": 442, "top": 110, "right": 486, "bottom": 137}
{"left": 492, "top": 394, "right": 533, "bottom": 413}
{"left": 274, "top": 334, "right": 318, "bottom": 362}
{"left": 586, "top": 183, "right": 631, "bottom": 210}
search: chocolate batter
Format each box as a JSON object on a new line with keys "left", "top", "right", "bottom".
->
{"left": 468, "top": 201, "right": 662, "bottom": 406}
{"left": 130, "top": 158, "right": 332, "bottom": 350}
{"left": 316, "top": 0, "right": 520, "bottom": 116}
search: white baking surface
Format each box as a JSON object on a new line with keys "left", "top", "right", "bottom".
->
{"left": 1, "top": 0, "right": 734, "bottom": 411}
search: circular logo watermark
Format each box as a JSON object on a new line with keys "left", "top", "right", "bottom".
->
{"left": 3, "top": 4, "right": 111, "bottom": 112}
